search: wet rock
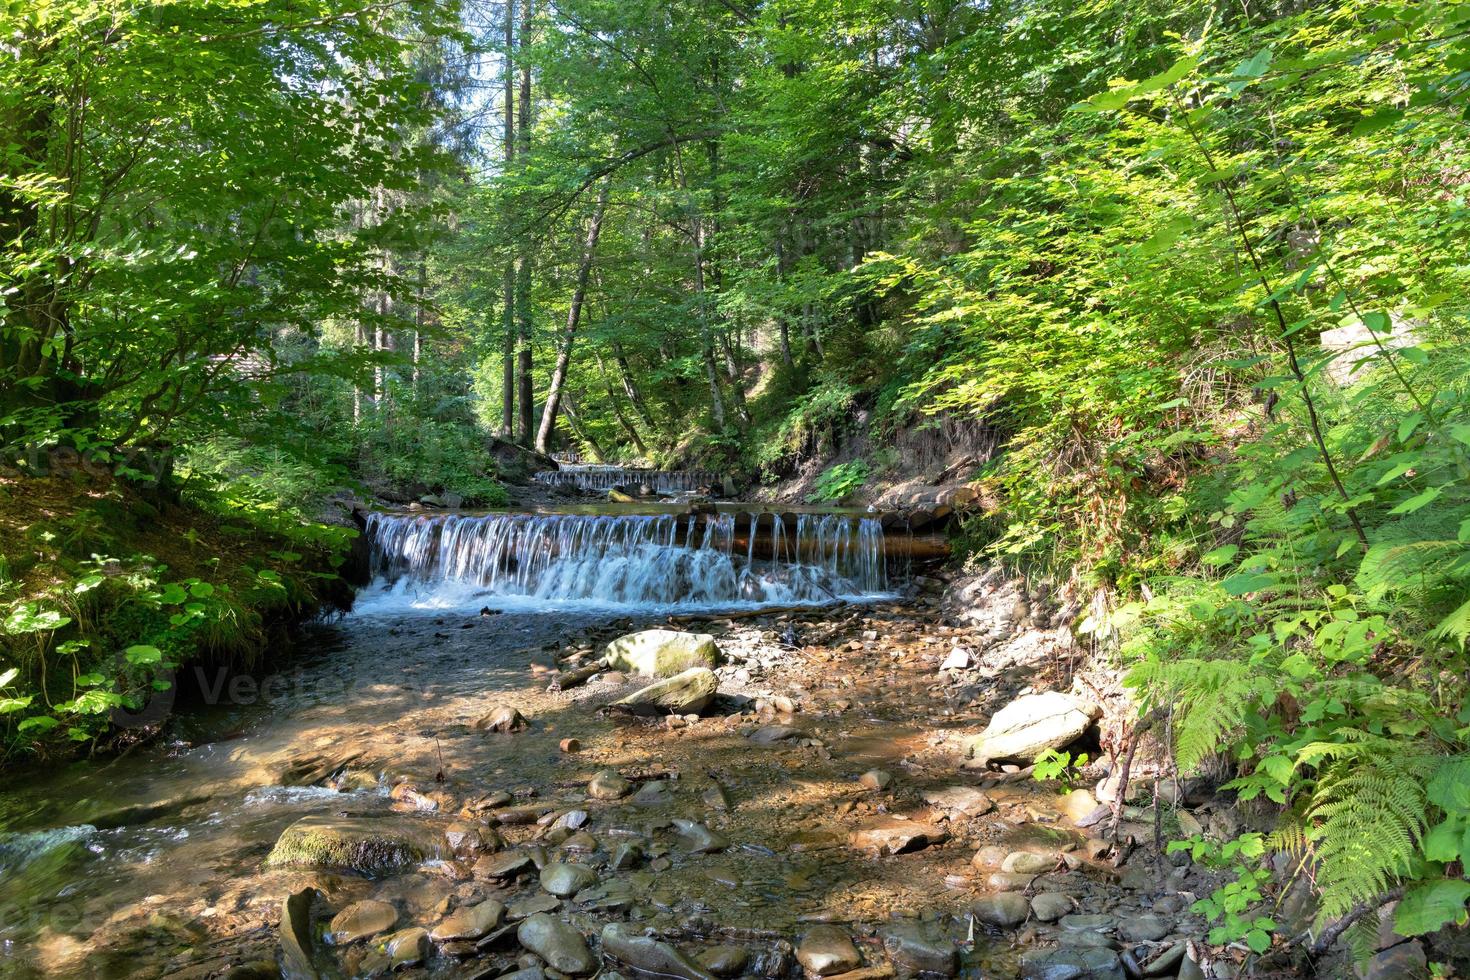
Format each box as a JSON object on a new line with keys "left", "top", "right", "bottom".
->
{"left": 859, "top": 770, "right": 892, "bottom": 791}
{"left": 849, "top": 816, "right": 947, "bottom": 856}
{"left": 475, "top": 703, "right": 529, "bottom": 733}
{"left": 547, "top": 809, "right": 588, "bottom": 832}
{"left": 508, "top": 893, "right": 562, "bottom": 920}
{"left": 1058, "top": 789, "right": 1100, "bottom": 824}
{"left": 475, "top": 850, "right": 534, "bottom": 879}
{"left": 697, "top": 946, "right": 751, "bottom": 977}
{"left": 702, "top": 782, "right": 733, "bottom": 810}
{"left": 327, "top": 899, "right": 398, "bottom": 944}
{"left": 280, "top": 887, "right": 319, "bottom": 980}
{"left": 588, "top": 769, "right": 633, "bottom": 800}
{"left": 921, "top": 786, "right": 993, "bottom": 816}
{"left": 611, "top": 668, "right": 718, "bottom": 716}
{"left": 602, "top": 922, "right": 718, "bottom": 980}
{"left": 560, "top": 830, "right": 598, "bottom": 854}
{"left": 1117, "top": 914, "right": 1171, "bottom": 943}
{"left": 384, "top": 927, "right": 430, "bottom": 969}
{"left": 278, "top": 750, "right": 364, "bottom": 788}
{"left": 673, "top": 818, "right": 728, "bottom": 853}
{"left": 1141, "top": 943, "right": 1186, "bottom": 977}
{"left": 609, "top": 840, "right": 644, "bottom": 871}
{"left": 880, "top": 922, "right": 958, "bottom": 977}
{"left": 265, "top": 815, "right": 439, "bottom": 874}
{"left": 960, "top": 692, "right": 1102, "bottom": 766}
{"left": 1030, "top": 893, "right": 1074, "bottom": 922}
{"left": 431, "top": 899, "right": 505, "bottom": 941}
{"left": 749, "top": 724, "right": 802, "bottom": 743}
{"left": 971, "top": 893, "right": 1029, "bottom": 929}
{"left": 517, "top": 913, "right": 596, "bottom": 975}
{"left": 1003, "top": 851, "right": 1056, "bottom": 874}
{"left": 541, "top": 862, "right": 598, "bottom": 897}
{"left": 797, "top": 925, "right": 862, "bottom": 976}
{"left": 1365, "top": 941, "right": 1426, "bottom": 980}
{"left": 1059, "top": 913, "right": 1115, "bottom": 934}
{"left": 1019, "top": 946, "right": 1121, "bottom": 980}
{"left": 633, "top": 780, "right": 674, "bottom": 806}
{"left": 604, "top": 630, "right": 721, "bottom": 677}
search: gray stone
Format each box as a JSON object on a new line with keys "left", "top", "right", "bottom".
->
{"left": 880, "top": 922, "right": 958, "bottom": 977}
{"left": 604, "top": 630, "right": 721, "bottom": 677}
{"left": 749, "top": 724, "right": 802, "bottom": 743}
{"left": 589, "top": 769, "right": 633, "bottom": 800}
{"left": 475, "top": 703, "right": 529, "bottom": 733}
{"left": 1366, "top": 941, "right": 1427, "bottom": 980}
{"left": 697, "top": 945, "right": 751, "bottom": 977}
{"left": 601, "top": 922, "right": 718, "bottom": 980}
{"left": 1020, "top": 946, "right": 1122, "bottom": 980}
{"left": 1030, "top": 893, "right": 1074, "bottom": 922}
{"left": 517, "top": 913, "right": 596, "bottom": 975}
{"left": 1059, "top": 913, "right": 1115, "bottom": 933}
{"left": 541, "top": 863, "right": 599, "bottom": 898}
{"left": 633, "top": 780, "right": 674, "bottom": 806}
{"left": 796, "top": 925, "right": 862, "bottom": 976}
{"left": 475, "top": 850, "right": 534, "bottom": 879}
{"left": 1003, "top": 851, "right": 1057, "bottom": 874}
{"left": 384, "top": 927, "right": 430, "bottom": 969}
{"left": 921, "top": 786, "right": 994, "bottom": 816}
{"left": 1117, "top": 914, "right": 1172, "bottom": 943}
{"left": 673, "top": 819, "right": 727, "bottom": 853}
{"left": 961, "top": 692, "right": 1102, "bottom": 766}
{"left": 972, "top": 893, "right": 1029, "bottom": 928}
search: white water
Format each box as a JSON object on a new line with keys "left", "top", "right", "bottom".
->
{"left": 533, "top": 467, "right": 719, "bottom": 493}
{"left": 357, "top": 511, "right": 890, "bottom": 614}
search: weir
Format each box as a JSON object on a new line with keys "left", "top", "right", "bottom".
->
{"left": 533, "top": 467, "right": 721, "bottom": 493}
{"left": 363, "top": 510, "right": 891, "bottom": 608}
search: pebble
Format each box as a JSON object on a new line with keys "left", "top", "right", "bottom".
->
{"left": 1002, "top": 851, "right": 1056, "bottom": 874}
{"left": 517, "top": 913, "right": 596, "bottom": 975}
{"left": 986, "top": 872, "right": 1038, "bottom": 891}
{"left": 859, "top": 770, "right": 891, "bottom": 791}
{"left": 327, "top": 899, "right": 398, "bottom": 944}
{"left": 633, "top": 781, "right": 674, "bottom": 806}
{"left": 796, "top": 925, "right": 862, "bottom": 975}
{"left": 475, "top": 851, "right": 534, "bottom": 879}
{"left": 971, "top": 893, "right": 1029, "bottom": 928}
{"left": 921, "top": 786, "right": 993, "bottom": 816}
{"left": 588, "top": 770, "right": 633, "bottom": 800}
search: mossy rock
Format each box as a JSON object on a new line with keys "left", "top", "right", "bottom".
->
{"left": 265, "top": 814, "right": 444, "bottom": 875}
{"left": 603, "top": 630, "right": 721, "bottom": 678}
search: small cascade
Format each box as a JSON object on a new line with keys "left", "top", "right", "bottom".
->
{"left": 362, "top": 510, "right": 889, "bottom": 610}
{"left": 533, "top": 467, "right": 720, "bottom": 493}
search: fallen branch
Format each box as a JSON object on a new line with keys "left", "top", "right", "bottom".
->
{"left": 1108, "top": 708, "right": 1162, "bottom": 849}
{"left": 548, "top": 658, "right": 609, "bottom": 691}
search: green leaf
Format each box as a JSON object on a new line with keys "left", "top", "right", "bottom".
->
{"left": 1388, "top": 486, "right": 1441, "bottom": 515}
{"left": 18, "top": 715, "right": 60, "bottom": 734}
{"left": 1246, "top": 928, "right": 1271, "bottom": 954}
{"left": 125, "top": 644, "right": 163, "bottom": 665}
{"left": 1202, "top": 544, "right": 1239, "bottom": 567}
{"left": 0, "top": 667, "right": 16, "bottom": 688}
{"left": 1394, "top": 879, "right": 1470, "bottom": 936}
{"left": 1222, "top": 572, "right": 1276, "bottom": 596}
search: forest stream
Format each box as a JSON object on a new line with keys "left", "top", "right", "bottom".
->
{"left": 0, "top": 504, "right": 1188, "bottom": 980}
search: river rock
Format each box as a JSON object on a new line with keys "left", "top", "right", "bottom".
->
{"left": 880, "top": 922, "right": 958, "bottom": 977}
{"left": 327, "top": 899, "right": 398, "bottom": 944}
{"left": 697, "top": 945, "right": 751, "bottom": 977}
{"left": 1019, "top": 946, "right": 1121, "bottom": 980}
{"left": 960, "top": 691, "right": 1101, "bottom": 766}
{"left": 475, "top": 703, "right": 529, "bottom": 733}
{"left": 972, "top": 893, "right": 1029, "bottom": 928}
{"left": 796, "top": 925, "right": 862, "bottom": 975}
{"left": 604, "top": 630, "right": 721, "bottom": 677}
{"left": 1059, "top": 913, "right": 1115, "bottom": 934}
{"left": 673, "top": 818, "right": 727, "bottom": 853}
{"left": 588, "top": 769, "right": 633, "bottom": 800}
{"left": 508, "top": 893, "right": 562, "bottom": 920}
{"left": 430, "top": 899, "right": 504, "bottom": 941}
{"left": 633, "top": 780, "right": 674, "bottom": 806}
{"left": 611, "top": 667, "right": 718, "bottom": 716}
{"left": 859, "top": 769, "right": 892, "bottom": 791}
{"left": 384, "top": 927, "right": 429, "bottom": 969}
{"left": 921, "top": 786, "right": 993, "bottom": 816}
{"left": 1117, "top": 914, "right": 1171, "bottom": 943}
{"left": 475, "top": 850, "right": 534, "bottom": 879}
{"left": 749, "top": 724, "right": 801, "bottom": 743}
{"left": 849, "top": 816, "right": 947, "bottom": 856}
{"left": 610, "top": 840, "right": 644, "bottom": 871}
{"left": 940, "top": 647, "right": 971, "bottom": 671}
{"left": 280, "top": 887, "right": 318, "bottom": 980}
{"left": 1030, "top": 893, "right": 1073, "bottom": 922}
{"left": 987, "top": 872, "right": 1038, "bottom": 891}
{"left": 1003, "top": 851, "right": 1056, "bottom": 874}
{"left": 541, "top": 862, "right": 598, "bottom": 897}
{"left": 517, "top": 913, "right": 596, "bottom": 975}
{"left": 265, "top": 815, "right": 440, "bottom": 874}
{"left": 601, "top": 922, "right": 718, "bottom": 980}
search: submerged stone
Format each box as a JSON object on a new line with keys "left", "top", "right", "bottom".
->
{"left": 265, "top": 815, "right": 441, "bottom": 874}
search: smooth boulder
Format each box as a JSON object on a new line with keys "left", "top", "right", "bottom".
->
{"left": 796, "top": 925, "right": 862, "bottom": 976}
{"left": 961, "top": 691, "right": 1101, "bottom": 765}
{"left": 602, "top": 922, "right": 718, "bottom": 980}
{"left": 265, "top": 815, "right": 440, "bottom": 874}
{"left": 603, "top": 630, "right": 721, "bottom": 677}
{"left": 610, "top": 667, "right": 718, "bottom": 716}
{"left": 517, "top": 913, "right": 596, "bottom": 975}
{"left": 327, "top": 899, "right": 398, "bottom": 944}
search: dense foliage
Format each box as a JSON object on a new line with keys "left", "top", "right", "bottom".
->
{"left": 4, "top": 0, "right": 1470, "bottom": 964}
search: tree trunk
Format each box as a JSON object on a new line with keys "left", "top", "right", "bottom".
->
{"left": 500, "top": 0, "right": 516, "bottom": 437}
{"left": 536, "top": 180, "right": 610, "bottom": 453}
{"left": 611, "top": 340, "right": 656, "bottom": 431}
{"left": 775, "top": 237, "right": 795, "bottom": 369}
{"left": 515, "top": 0, "right": 536, "bottom": 445}
{"left": 596, "top": 352, "right": 648, "bottom": 455}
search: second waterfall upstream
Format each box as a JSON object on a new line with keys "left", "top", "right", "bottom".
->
{"left": 359, "top": 510, "right": 890, "bottom": 611}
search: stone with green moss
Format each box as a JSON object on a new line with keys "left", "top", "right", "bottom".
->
{"left": 265, "top": 814, "right": 443, "bottom": 875}
{"left": 602, "top": 630, "right": 720, "bottom": 678}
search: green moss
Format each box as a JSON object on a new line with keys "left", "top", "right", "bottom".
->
{"left": 265, "top": 815, "right": 441, "bottom": 875}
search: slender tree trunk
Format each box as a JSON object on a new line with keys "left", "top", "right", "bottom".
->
{"left": 596, "top": 351, "right": 648, "bottom": 454}
{"left": 559, "top": 389, "right": 605, "bottom": 461}
{"left": 515, "top": 0, "right": 536, "bottom": 445}
{"left": 499, "top": 0, "right": 516, "bottom": 437}
{"left": 611, "top": 340, "right": 656, "bottom": 430}
{"left": 536, "top": 180, "right": 610, "bottom": 453}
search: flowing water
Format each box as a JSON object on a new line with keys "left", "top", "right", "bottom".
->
{"left": 0, "top": 506, "right": 914, "bottom": 978}
{"left": 532, "top": 467, "right": 720, "bottom": 493}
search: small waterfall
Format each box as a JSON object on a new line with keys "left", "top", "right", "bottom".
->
{"left": 361, "top": 511, "right": 889, "bottom": 610}
{"left": 533, "top": 467, "right": 720, "bottom": 494}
